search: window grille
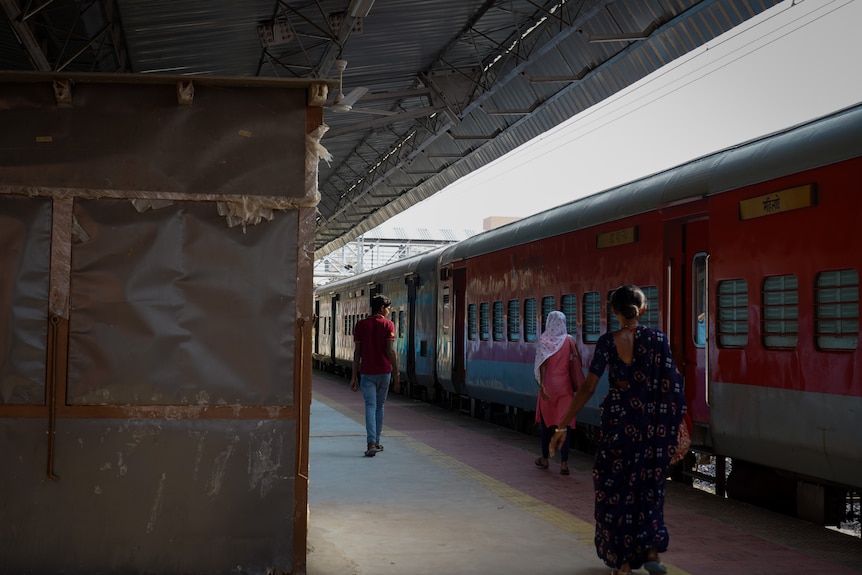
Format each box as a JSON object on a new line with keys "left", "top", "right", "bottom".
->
{"left": 762, "top": 275, "right": 798, "bottom": 349}
{"left": 493, "top": 301, "right": 504, "bottom": 341}
{"left": 507, "top": 299, "right": 521, "bottom": 341}
{"left": 467, "top": 303, "right": 477, "bottom": 340}
{"left": 607, "top": 290, "right": 620, "bottom": 332}
{"left": 815, "top": 269, "right": 859, "bottom": 350}
{"left": 607, "top": 286, "right": 659, "bottom": 331}
{"left": 641, "top": 285, "right": 659, "bottom": 328}
{"left": 562, "top": 294, "right": 577, "bottom": 336}
{"left": 524, "top": 298, "right": 537, "bottom": 342}
{"left": 541, "top": 296, "right": 556, "bottom": 332}
{"left": 479, "top": 302, "right": 490, "bottom": 341}
{"left": 717, "top": 279, "right": 749, "bottom": 347}
{"left": 583, "top": 292, "right": 601, "bottom": 343}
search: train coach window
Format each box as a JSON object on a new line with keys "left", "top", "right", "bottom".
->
{"left": 762, "top": 275, "right": 799, "bottom": 349}
{"left": 606, "top": 287, "right": 658, "bottom": 332}
{"left": 607, "top": 290, "right": 620, "bottom": 332}
{"left": 815, "top": 269, "right": 859, "bottom": 350}
{"left": 524, "top": 298, "right": 538, "bottom": 342}
{"left": 479, "top": 302, "right": 490, "bottom": 341}
{"left": 398, "top": 310, "right": 405, "bottom": 338}
{"left": 583, "top": 292, "right": 601, "bottom": 343}
{"left": 493, "top": 301, "right": 504, "bottom": 341}
{"left": 507, "top": 299, "right": 521, "bottom": 341}
{"left": 717, "top": 279, "right": 749, "bottom": 347}
{"left": 641, "top": 286, "right": 659, "bottom": 329}
{"left": 468, "top": 304, "right": 478, "bottom": 340}
{"left": 541, "top": 296, "right": 556, "bottom": 332}
{"left": 562, "top": 294, "right": 578, "bottom": 336}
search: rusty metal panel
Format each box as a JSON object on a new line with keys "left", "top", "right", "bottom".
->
{"left": 0, "top": 195, "right": 51, "bottom": 405}
{"left": 68, "top": 199, "right": 297, "bottom": 406}
{"left": 0, "top": 77, "right": 314, "bottom": 574}
{"left": 0, "top": 417, "right": 296, "bottom": 574}
{"left": 0, "top": 81, "right": 306, "bottom": 198}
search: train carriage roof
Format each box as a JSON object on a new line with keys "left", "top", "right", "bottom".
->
{"left": 317, "top": 246, "right": 445, "bottom": 296}
{"left": 440, "top": 102, "right": 862, "bottom": 264}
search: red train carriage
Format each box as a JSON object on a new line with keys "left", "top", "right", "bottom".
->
{"left": 705, "top": 157, "right": 862, "bottom": 509}
{"left": 313, "top": 248, "right": 442, "bottom": 399}
{"left": 316, "top": 103, "right": 862, "bottom": 525}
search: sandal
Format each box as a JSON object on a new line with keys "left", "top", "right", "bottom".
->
{"left": 644, "top": 548, "right": 667, "bottom": 575}
{"left": 534, "top": 457, "right": 549, "bottom": 470}
{"left": 560, "top": 461, "right": 570, "bottom": 475}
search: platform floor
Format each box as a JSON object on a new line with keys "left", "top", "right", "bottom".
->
{"left": 306, "top": 372, "right": 862, "bottom": 575}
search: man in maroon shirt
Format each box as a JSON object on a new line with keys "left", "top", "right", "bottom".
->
{"left": 350, "top": 294, "right": 400, "bottom": 456}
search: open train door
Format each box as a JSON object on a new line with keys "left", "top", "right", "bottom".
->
{"left": 329, "top": 294, "right": 339, "bottom": 365}
{"left": 452, "top": 267, "right": 467, "bottom": 389}
{"left": 665, "top": 217, "right": 710, "bottom": 437}
{"left": 313, "top": 298, "right": 320, "bottom": 356}
{"left": 405, "top": 274, "right": 418, "bottom": 395}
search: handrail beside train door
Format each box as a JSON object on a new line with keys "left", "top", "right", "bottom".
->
{"left": 705, "top": 253, "right": 711, "bottom": 407}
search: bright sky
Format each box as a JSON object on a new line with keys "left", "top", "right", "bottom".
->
{"left": 377, "top": 0, "right": 862, "bottom": 232}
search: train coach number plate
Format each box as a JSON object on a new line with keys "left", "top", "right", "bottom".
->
{"left": 739, "top": 184, "right": 815, "bottom": 220}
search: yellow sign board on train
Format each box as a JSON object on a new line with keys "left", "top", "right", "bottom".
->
{"left": 739, "top": 184, "right": 815, "bottom": 220}
{"left": 596, "top": 226, "right": 638, "bottom": 249}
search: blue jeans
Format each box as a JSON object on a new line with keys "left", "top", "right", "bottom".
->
{"left": 360, "top": 373, "right": 391, "bottom": 446}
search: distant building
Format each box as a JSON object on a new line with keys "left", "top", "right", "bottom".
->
{"left": 314, "top": 218, "right": 521, "bottom": 286}
{"left": 313, "top": 226, "right": 477, "bottom": 286}
{"left": 483, "top": 216, "right": 520, "bottom": 230}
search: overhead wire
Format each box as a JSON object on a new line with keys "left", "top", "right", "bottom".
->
{"left": 453, "top": 0, "right": 852, "bottom": 189}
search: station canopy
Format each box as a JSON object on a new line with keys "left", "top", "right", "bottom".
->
{"left": 0, "top": 0, "right": 781, "bottom": 258}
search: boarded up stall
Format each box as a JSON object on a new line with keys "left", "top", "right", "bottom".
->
{"left": 0, "top": 73, "right": 325, "bottom": 574}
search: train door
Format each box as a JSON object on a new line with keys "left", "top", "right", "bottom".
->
{"left": 405, "top": 275, "right": 418, "bottom": 393}
{"left": 313, "top": 299, "right": 320, "bottom": 356}
{"left": 452, "top": 267, "right": 467, "bottom": 389}
{"left": 329, "top": 295, "right": 338, "bottom": 363}
{"left": 665, "top": 217, "right": 710, "bottom": 427}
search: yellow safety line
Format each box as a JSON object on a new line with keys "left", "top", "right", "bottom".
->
{"left": 400, "top": 434, "right": 595, "bottom": 542}
{"left": 312, "top": 391, "right": 691, "bottom": 575}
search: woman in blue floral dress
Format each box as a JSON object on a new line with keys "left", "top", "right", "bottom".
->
{"left": 551, "top": 285, "right": 687, "bottom": 575}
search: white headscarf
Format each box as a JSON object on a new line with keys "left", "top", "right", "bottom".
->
{"left": 534, "top": 310, "right": 569, "bottom": 382}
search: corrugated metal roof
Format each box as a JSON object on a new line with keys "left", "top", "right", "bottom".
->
{"left": 0, "top": 0, "right": 781, "bottom": 257}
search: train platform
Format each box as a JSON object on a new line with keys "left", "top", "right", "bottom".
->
{"left": 305, "top": 371, "right": 862, "bottom": 575}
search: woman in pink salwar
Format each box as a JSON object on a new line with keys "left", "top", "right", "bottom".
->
{"left": 534, "top": 310, "right": 584, "bottom": 475}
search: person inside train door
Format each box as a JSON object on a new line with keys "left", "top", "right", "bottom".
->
{"left": 350, "top": 294, "right": 401, "bottom": 457}
{"left": 551, "top": 285, "right": 687, "bottom": 575}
